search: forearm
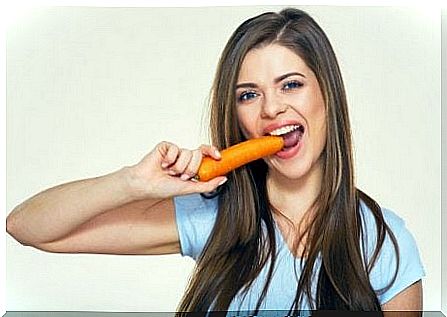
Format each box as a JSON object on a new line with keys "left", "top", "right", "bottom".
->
{"left": 6, "top": 142, "right": 224, "bottom": 254}
{"left": 6, "top": 167, "right": 150, "bottom": 246}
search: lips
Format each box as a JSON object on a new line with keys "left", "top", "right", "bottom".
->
{"left": 263, "top": 122, "right": 305, "bottom": 147}
{"left": 262, "top": 121, "right": 305, "bottom": 159}
{"left": 263, "top": 121, "right": 304, "bottom": 136}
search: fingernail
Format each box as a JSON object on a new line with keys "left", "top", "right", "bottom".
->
{"left": 168, "top": 170, "right": 176, "bottom": 175}
{"left": 218, "top": 177, "right": 227, "bottom": 186}
{"left": 180, "top": 174, "right": 190, "bottom": 181}
{"left": 190, "top": 177, "right": 199, "bottom": 183}
{"left": 161, "top": 162, "right": 168, "bottom": 168}
{"left": 214, "top": 149, "right": 221, "bottom": 159}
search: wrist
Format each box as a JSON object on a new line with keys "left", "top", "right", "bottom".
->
{"left": 118, "top": 165, "right": 151, "bottom": 201}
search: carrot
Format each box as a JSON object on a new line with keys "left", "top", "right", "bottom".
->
{"left": 196, "top": 136, "right": 284, "bottom": 181}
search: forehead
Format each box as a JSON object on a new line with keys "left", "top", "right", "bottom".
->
{"left": 237, "top": 44, "right": 311, "bottom": 82}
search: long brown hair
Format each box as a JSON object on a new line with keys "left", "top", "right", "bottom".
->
{"left": 177, "top": 8, "right": 399, "bottom": 313}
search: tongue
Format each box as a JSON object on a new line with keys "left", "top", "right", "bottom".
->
{"left": 282, "top": 129, "right": 301, "bottom": 148}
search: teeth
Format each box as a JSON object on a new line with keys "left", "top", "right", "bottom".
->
{"left": 269, "top": 124, "right": 301, "bottom": 136}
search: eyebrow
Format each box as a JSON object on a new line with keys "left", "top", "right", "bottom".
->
{"left": 235, "top": 72, "right": 306, "bottom": 89}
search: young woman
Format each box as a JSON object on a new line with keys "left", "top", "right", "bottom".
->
{"left": 6, "top": 8, "right": 424, "bottom": 314}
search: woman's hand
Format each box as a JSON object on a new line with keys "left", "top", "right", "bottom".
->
{"left": 127, "top": 142, "right": 227, "bottom": 200}
{"left": 6, "top": 142, "right": 227, "bottom": 254}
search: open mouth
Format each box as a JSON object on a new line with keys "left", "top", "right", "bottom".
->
{"left": 267, "top": 124, "right": 305, "bottom": 157}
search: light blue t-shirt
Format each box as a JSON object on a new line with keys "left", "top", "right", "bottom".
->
{"left": 174, "top": 193, "right": 425, "bottom": 312}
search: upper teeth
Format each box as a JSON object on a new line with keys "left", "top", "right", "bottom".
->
{"left": 269, "top": 125, "right": 301, "bottom": 136}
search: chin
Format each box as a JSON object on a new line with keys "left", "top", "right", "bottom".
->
{"left": 275, "top": 165, "right": 310, "bottom": 180}
{"left": 270, "top": 159, "right": 321, "bottom": 182}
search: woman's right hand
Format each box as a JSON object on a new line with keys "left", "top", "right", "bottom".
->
{"left": 6, "top": 141, "right": 227, "bottom": 254}
{"left": 127, "top": 142, "right": 228, "bottom": 200}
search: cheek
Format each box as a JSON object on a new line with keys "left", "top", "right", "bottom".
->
{"left": 320, "top": 121, "right": 328, "bottom": 147}
{"left": 317, "top": 113, "right": 328, "bottom": 155}
{"left": 309, "top": 104, "right": 327, "bottom": 147}
{"left": 317, "top": 111, "right": 327, "bottom": 142}
{"left": 236, "top": 109, "right": 254, "bottom": 138}
{"left": 312, "top": 93, "right": 326, "bottom": 131}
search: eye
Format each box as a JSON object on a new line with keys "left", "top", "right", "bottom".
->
{"left": 282, "top": 80, "right": 303, "bottom": 92}
{"left": 237, "top": 91, "right": 258, "bottom": 102}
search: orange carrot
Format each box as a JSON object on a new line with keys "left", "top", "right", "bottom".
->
{"left": 196, "top": 136, "right": 284, "bottom": 181}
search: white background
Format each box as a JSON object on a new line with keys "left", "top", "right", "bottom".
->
{"left": 5, "top": 5, "right": 441, "bottom": 312}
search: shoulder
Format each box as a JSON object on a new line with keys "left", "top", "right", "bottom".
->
{"left": 358, "top": 200, "right": 425, "bottom": 305}
{"left": 174, "top": 193, "right": 219, "bottom": 218}
{"left": 359, "top": 200, "right": 405, "bottom": 236}
{"left": 358, "top": 200, "right": 415, "bottom": 257}
{"left": 358, "top": 199, "right": 420, "bottom": 260}
{"left": 173, "top": 193, "right": 219, "bottom": 260}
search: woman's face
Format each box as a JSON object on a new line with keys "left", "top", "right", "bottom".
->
{"left": 235, "top": 43, "right": 326, "bottom": 181}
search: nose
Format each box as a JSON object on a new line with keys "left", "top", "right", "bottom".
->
{"left": 260, "top": 93, "right": 288, "bottom": 119}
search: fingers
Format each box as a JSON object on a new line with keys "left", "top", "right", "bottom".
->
{"left": 168, "top": 150, "right": 194, "bottom": 180}
{"left": 199, "top": 144, "right": 222, "bottom": 160}
{"left": 134, "top": 142, "right": 226, "bottom": 199}
{"left": 198, "top": 176, "right": 228, "bottom": 192}
{"left": 180, "top": 175, "right": 228, "bottom": 196}
{"left": 158, "top": 142, "right": 180, "bottom": 168}
{"left": 180, "top": 149, "right": 202, "bottom": 180}
{"left": 158, "top": 143, "right": 222, "bottom": 181}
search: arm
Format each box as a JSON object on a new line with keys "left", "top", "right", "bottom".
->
{"left": 6, "top": 142, "right": 226, "bottom": 255}
{"left": 382, "top": 280, "right": 423, "bottom": 317}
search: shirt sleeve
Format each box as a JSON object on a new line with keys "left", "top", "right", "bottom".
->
{"left": 173, "top": 193, "right": 219, "bottom": 260}
{"left": 365, "top": 207, "right": 426, "bottom": 305}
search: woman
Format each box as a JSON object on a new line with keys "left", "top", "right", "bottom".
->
{"left": 6, "top": 8, "right": 424, "bottom": 314}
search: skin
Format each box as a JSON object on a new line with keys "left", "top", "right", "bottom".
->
{"left": 235, "top": 44, "right": 326, "bottom": 224}
{"left": 6, "top": 43, "right": 422, "bottom": 312}
{"left": 235, "top": 43, "right": 423, "bottom": 312}
{"left": 382, "top": 280, "right": 423, "bottom": 315}
{"left": 6, "top": 143, "right": 225, "bottom": 255}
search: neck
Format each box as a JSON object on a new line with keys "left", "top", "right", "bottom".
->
{"left": 267, "top": 160, "right": 323, "bottom": 224}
